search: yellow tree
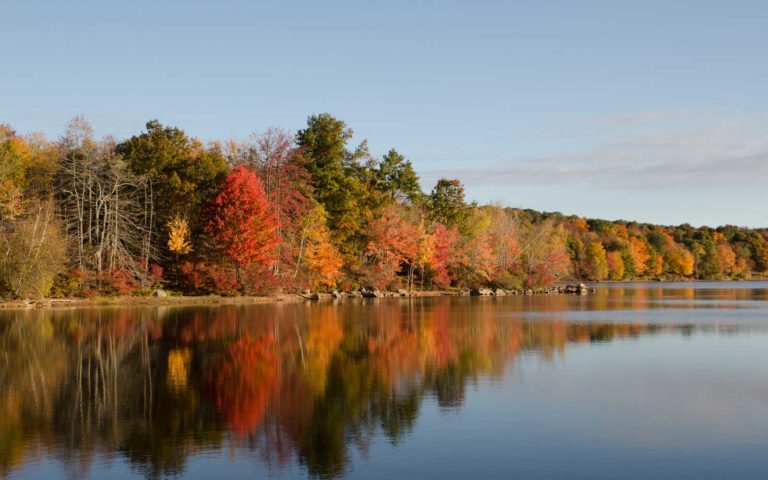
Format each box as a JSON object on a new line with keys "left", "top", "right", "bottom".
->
{"left": 584, "top": 242, "right": 608, "bottom": 281}
{"left": 167, "top": 216, "right": 192, "bottom": 255}
{"left": 664, "top": 245, "right": 694, "bottom": 277}
{"left": 0, "top": 125, "right": 30, "bottom": 220}
{"left": 298, "top": 205, "right": 343, "bottom": 290}
{"left": 607, "top": 251, "right": 625, "bottom": 280}
{"left": 416, "top": 229, "right": 436, "bottom": 290}
{"left": 716, "top": 243, "right": 736, "bottom": 277}
{"left": 628, "top": 236, "right": 650, "bottom": 276}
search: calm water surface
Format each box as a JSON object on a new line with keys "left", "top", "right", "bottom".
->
{"left": 2, "top": 282, "right": 768, "bottom": 479}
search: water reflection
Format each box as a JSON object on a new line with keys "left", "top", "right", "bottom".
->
{"left": 1, "top": 286, "right": 767, "bottom": 479}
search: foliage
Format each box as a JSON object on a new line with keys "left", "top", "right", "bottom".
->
{"left": 427, "top": 178, "right": 469, "bottom": 233}
{"left": 584, "top": 242, "right": 609, "bottom": 281}
{"left": 299, "top": 205, "right": 343, "bottom": 290}
{"left": 2, "top": 115, "right": 767, "bottom": 299}
{"left": 167, "top": 216, "right": 192, "bottom": 255}
{"left": 364, "top": 204, "right": 421, "bottom": 289}
{"left": 296, "top": 114, "right": 370, "bottom": 255}
{"left": 115, "top": 120, "right": 229, "bottom": 264}
{"left": 205, "top": 166, "right": 280, "bottom": 282}
{"left": 179, "top": 261, "right": 239, "bottom": 294}
{"left": 607, "top": 251, "right": 625, "bottom": 280}
{"left": 374, "top": 149, "right": 422, "bottom": 205}
{"left": 0, "top": 125, "right": 30, "bottom": 221}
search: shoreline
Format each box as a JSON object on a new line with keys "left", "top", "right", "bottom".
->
{"left": 0, "top": 286, "right": 570, "bottom": 310}
{"left": 1, "top": 279, "right": 766, "bottom": 310}
{"left": 0, "top": 290, "right": 453, "bottom": 311}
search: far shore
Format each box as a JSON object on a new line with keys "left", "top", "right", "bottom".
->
{"left": 1, "top": 279, "right": 766, "bottom": 311}
{"left": 0, "top": 290, "right": 451, "bottom": 311}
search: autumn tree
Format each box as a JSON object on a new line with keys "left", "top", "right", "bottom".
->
{"left": 205, "top": 166, "right": 280, "bottom": 284}
{"left": 716, "top": 243, "right": 737, "bottom": 277}
{"left": 584, "top": 241, "right": 609, "bottom": 281}
{"left": 415, "top": 229, "right": 437, "bottom": 290}
{"left": 664, "top": 244, "right": 694, "bottom": 277}
{"left": 452, "top": 207, "right": 495, "bottom": 287}
{"left": 167, "top": 216, "right": 192, "bottom": 255}
{"left": 116, "top": 120, "right": 228, "bottom": 262}
{"left": 628, "top": 236, "right": 650, "bottom": 276}
{"left": 607, "top": 251, "right": 625, "bottom": 280}
{"left": 0, "top": 124, "right": 30, "bottom": 220}
{"left": 485, "top": 206, "right": 521, "bottom": 276}
{"left": 231, "top": 127, "right": 313, "bottom": 278}
{"left": 297, "top": 205, "right": 343, "bottom": 290}
{"left": 429, "top": 223, "right": 460, "bottom": 288}
{"left": 519, "top": 220, "right": 570, "bottom": 288}
{"left": 20, "top": 131, "right": 59, "bottom": 199}
{"left": 364, "top": 204, "right": 421, "bottom": 289}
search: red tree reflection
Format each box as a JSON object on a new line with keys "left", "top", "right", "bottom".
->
{"left": 207, "top": 335, "right": 278, "bottom": 436}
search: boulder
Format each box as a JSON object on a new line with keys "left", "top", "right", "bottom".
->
{"left": 361, "top": 287, "right": 384, "bottom": 298}
{"left": 152, "top": 289, "right": 168, "bottom": 298}
{"left": 397, "top": 289, "right": 410, "bottom": 297}
{"left": 561, "top": 283, "right": 591, "bottom": 295}
{"left": 330, "top": 290, "right": 343, "bottom": 299}
{"left": 494, "top": 288, "right": 506, "bottom": 296}
{"left": 470, "top": 288, "right": 494, "bottom": 296}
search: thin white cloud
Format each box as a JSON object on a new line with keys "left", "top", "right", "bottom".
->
{"left": 421, "top": 111, "right": 768, "bottom": 190}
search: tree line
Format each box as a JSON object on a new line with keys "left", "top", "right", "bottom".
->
{"left": 1, "top": 115, "right": 766, "bottom": 298}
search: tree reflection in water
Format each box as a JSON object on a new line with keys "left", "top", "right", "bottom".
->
{"left": 0, "top": 291, "right": 761, "bottom": 478}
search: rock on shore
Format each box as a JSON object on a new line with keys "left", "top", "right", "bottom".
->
{"left": 300, "top": 283, "right": 594, "bottom": 301}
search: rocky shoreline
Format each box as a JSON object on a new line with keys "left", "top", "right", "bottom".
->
{"left": 466, "top": 283, "right": 593, "bottom": 296}
{"left": 300, "top": 283, "right": 594, "bottom": 300}
{"left": 0, "top": 284, "right": 594, "bottom": 310}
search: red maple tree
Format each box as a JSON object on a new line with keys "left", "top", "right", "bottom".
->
{"left": 430, "top": 222, "right": 459, "bottom": 287}
{"left": 206, "top": 165, "right": 280, "bottom": 280}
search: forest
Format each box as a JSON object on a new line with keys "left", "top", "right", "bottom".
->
{"left": 1, "top": 114, "right": 767, "bottom": 299}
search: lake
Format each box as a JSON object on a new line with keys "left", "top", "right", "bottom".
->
{"left": 2, "top": 282, "right": 768, "bottom": 479}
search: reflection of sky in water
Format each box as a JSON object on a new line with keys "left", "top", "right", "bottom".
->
{"left": 590, "top": 281, "right": 768, "bottom": 290}
{"left": 339, "top": 332, "right": 768, "bottom": 480}
{"left": 514, "top": 308, "right": 768, "bottom": 325}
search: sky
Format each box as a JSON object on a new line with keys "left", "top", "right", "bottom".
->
{"left": 2, "top": 0, "right": 767, "bottom": 228}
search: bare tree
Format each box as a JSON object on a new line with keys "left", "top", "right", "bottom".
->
{"left": 55, "top": 118, "right": 154, "bottom": 280}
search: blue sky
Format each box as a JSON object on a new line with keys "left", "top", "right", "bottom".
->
{"left": 2, "top": 0, "right": 766, "bottom": 227}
